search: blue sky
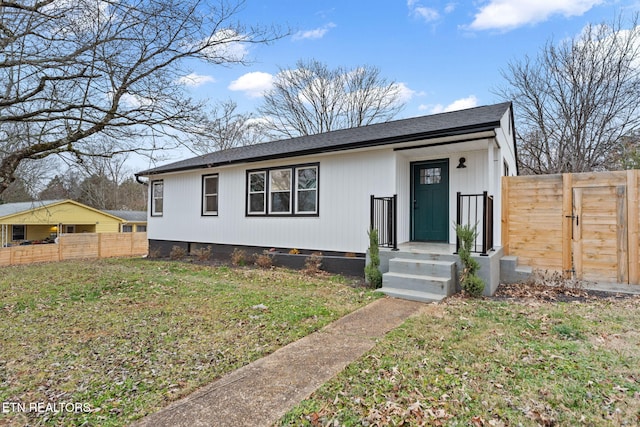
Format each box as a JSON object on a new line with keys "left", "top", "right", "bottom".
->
{"left": 178, "top": 0, "right": 639, "bottom": 121}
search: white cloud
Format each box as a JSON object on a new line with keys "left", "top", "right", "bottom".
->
{"left": 228, "top": 71, "right": 274, "bottom": 98}
{"left": 196, "top": 29, "right": 249, "bottom": 62}
{"left": 394, "top": 82, "right": 416, "bottom": 104}
{"left": 293, "top": 23, "right": 336, "bottom": 41}
{"left": 468, "top": 0, "right": 603, "bottom": 31}
{"left": 177, "top": 73, "right": 215, "bottom": 87}
{"left": 413, "top": 6, "right": 440, "bottom": 22}
{"left": 444, "top": 3, "right": 457, "bottom": 14}
{"left": 422, "top": 95, "right": 478, "bottom": 114}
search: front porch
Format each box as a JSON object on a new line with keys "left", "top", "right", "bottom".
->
{"left": 373, "top": 243, "right": 504, "bottom": 302}
{"left": 369, "top": 192, "right": 504, "bottom": 302}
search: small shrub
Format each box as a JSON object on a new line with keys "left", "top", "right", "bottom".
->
{"left": 254, "top": 251, "right": 274, "bottom": 269}
{"left": 289, "top": 248, "right": 300, "bottom": 255}
{"left": 169, "top": 245, "right": 187, "bottom": 260}
{"left": 365, "top": 229, "right": 382, "bottom": 288}
{"left": 303, "top": 252, "right": 323, "bottom": 275}
{"left": 526, "top": 269, "right": 583, "bottom": 289}
{"left": 192, "top": 246, "right": 212, "bottom": 261}
{"left": 231, "top": 248, "right": 247, "bottom": 266}
{"left": 148, "top": 247, "right": 162, "bottom": 259}
{"left": 455, "top": 223, "right": 484, "bottom": 297}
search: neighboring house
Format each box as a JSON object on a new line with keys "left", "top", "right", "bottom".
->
{"left": 0, "top": 200, "right": 147, "bottom": 246}
{"left": 136, "top": 102, "right": 518, "bottom": 300}
{"left": 104, "top": 210, "right": 148, "bottom": 233}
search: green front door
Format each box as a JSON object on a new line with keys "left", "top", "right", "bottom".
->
{"left": 412, "top": 160, "right": 449, "bottom": 241}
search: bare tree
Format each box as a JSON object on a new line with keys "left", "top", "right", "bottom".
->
{"left": 64, "top": 139, "right": 139, "bottom": 209}
{"left": 191, "top": 99, "right": 263, "bottom": 155}
{"left": 496, "top": 14, "right": 640, "bottom": 174}
{"left": 38, "top": 175, "right": 70, "bottom": 201}
{"left": 258, "top": 60, "right": 405, "bottom": 138}
{"left": 0, "top": 0, "right": 282, "bottom": 195}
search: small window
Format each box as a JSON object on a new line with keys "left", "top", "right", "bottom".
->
{"left": 137, "top": 225, "right": 147, "bottom": 232}
{"left": 122, "top": 225, "right": 133, "bottom": 233}
{"left": 503, "top": 160, "right": 510, "bottom": 177}
{"left": 63, "top": 225, "right": 75, "bottom": 234}
{"left": 420, "top": 167, "right": 441, "bottom": 185}
{"left": 12, "top": 225, "right": 25, "bottom": 241}
{"left": 296, "top": 166, "right": 318, "bottom": 214}
{"left": 269, "top": 169, "right": 292, "bottom": 214}
{"left": 202, "top": 174, "right": 219, "bottom": 216}
{"left": 151, "top": 180, "right": 163, "bottom": 216}
{"left": 248, "top": 171, "right": 266, "bottom": 214}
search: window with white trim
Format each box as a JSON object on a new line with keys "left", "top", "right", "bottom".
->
{"left": 269, "top": 169, "right": 292, "bottom": 214}
{"left": 202, "top": 174, "right": 219, "bottom": 216}
{"left": 295, "top": 166, "right": 318, "bottom": 214}
{"left": 151, "top": 180, "right": 163, "bottom": 216}
{"left": 248, "top": 171, "right": 266, "bottom": 214}
{"left": 246, "top": 163, "right": 319, "bottom": 216}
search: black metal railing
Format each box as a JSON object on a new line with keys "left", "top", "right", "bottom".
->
{"left": 370, "top": 194, "right": 398, "bottom": 250}
{"left": 456, "top": 191, "right": 494, "bottom": 255}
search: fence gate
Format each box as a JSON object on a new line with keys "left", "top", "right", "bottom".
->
{"left": 571, "top": 185, "right": 628, "bottom": 283}
{"left": 503, "top": 170, "right": 640, "bottom": 285}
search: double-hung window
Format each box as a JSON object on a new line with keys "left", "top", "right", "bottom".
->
{"left": 269, "top": 169, "right": 292, "bottom": 214}
{"left": 151, "top": 180, "right": 163, "bottom": 216}
{"left": 248, "top": 171, "right": 266, "bottom": 214}
{"left": 295, "top": 166, "right": 318, "bottom": 214}
{"left": 247, "top": 163, "right": 319, "bottom": 216}
{"left": 202, "top": 174, "right": 219, "bottom": 216}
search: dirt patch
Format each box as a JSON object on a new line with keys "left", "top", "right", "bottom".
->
{"left": 491, "top": 282, "right": 638, "bottom": 303}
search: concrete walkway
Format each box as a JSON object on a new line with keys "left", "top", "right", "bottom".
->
{"left": 132, "top": 297, "right": 428, "bottom": 427}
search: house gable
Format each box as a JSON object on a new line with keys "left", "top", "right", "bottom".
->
{"left": 0, "top": 200, "right": 123, "bottom": 226}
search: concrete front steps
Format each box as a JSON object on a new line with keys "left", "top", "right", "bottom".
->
{"left": 378, "top": 258, "right": 456, "bottom": 303}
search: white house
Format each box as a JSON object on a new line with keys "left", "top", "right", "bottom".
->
{"left": 136, "top": 102, "right": 518, "bottom": 301}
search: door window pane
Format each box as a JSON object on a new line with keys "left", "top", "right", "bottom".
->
{"left": 420, "top": 167, "right": 441, "bottom": 185}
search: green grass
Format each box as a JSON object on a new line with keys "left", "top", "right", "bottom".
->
{"left": 280, "top": 296, "right": 640, "bottom": 426}
{"left": 0, "top": 258, "right": 379, "bottom": 426}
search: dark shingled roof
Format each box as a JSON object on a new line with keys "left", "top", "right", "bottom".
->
{"left": 137, "top": 102, "right": 512, "bottom": 176}
{"left": 104, "top": 210, "right": 147, "bottom": 222}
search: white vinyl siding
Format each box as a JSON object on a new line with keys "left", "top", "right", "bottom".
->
{"left": 147, "top": 152, "right": 392, "bottom": 253}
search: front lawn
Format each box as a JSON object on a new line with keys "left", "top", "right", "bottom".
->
{"left": 280, "top": 287, "right": 640, "bottom": 426}
{"left": 0, "top": 258, "right": 378, "bottom": 426}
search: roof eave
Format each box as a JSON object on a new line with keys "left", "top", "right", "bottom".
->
{"left": 136, "top": 121, "right": 502, "bottom": 177}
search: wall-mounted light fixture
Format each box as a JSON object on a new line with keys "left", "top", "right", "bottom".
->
{"left": 457, "top": 157, "right": 467, "bottom": 169}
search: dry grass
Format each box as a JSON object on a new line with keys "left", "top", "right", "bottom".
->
{"left": 281, "top": 287, "right": 640, "bottom": 426}
{"left": 0, "top": 258, "right": 378, "bottom": 426}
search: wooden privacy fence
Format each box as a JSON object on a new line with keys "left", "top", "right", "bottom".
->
{"left": 502, "top": 170, "right": 640, "bottom": 284}
{"left": 0, "top": 232, "right": 148, "bottom": 266}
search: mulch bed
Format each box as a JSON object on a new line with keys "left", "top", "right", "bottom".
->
{"left": 491, "top": 282, "right": 638, "bottom": 303}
